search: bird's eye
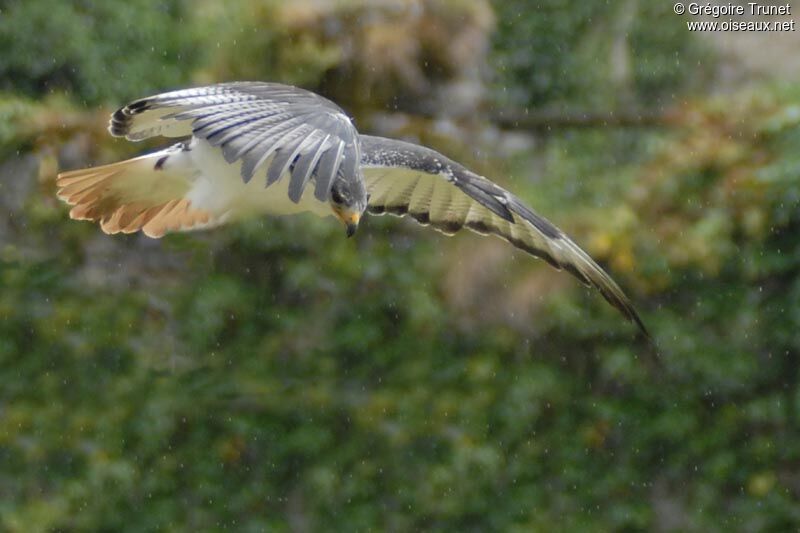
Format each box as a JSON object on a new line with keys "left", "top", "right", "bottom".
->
{"left": 331, "top": 189, "right": 344, "bottom": 204}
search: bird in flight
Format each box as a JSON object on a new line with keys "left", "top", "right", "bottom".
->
{"left": 56, "top": 82, "right": 646, "bottom": 334}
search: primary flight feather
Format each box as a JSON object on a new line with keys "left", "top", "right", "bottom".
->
{"left": 56, "top": 81, "right": 647, "bottom": 334}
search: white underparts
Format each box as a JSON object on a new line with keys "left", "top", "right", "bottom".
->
{"left": 185, "top": 138, "right": 332, "bottom": 220}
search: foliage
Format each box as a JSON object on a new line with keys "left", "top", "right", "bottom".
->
{"left": 0, "top": 0, "right": 196, "bottom": 105}
{"left": 508, "top": 87, "right": 800, "bottom": 530}
{"left": 192, "top": 0, "right": 495, "bottom": 117}
{"left": 1, "top": 0, "right": 799, "bottom": 531}
{"left": 491, "top": 0, "right": 710, "bottom": 109}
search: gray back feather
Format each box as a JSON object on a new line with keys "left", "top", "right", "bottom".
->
{"left": 110, "top": 82, "right": 361, "bottom": 202}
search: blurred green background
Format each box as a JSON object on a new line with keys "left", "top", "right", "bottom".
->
{"left": 2, "top": 0, "right": 799, "bottom": 530}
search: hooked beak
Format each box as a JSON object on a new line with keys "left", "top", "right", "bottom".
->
{"left": 342, "top": 211, "right": 360, "bottom": 238}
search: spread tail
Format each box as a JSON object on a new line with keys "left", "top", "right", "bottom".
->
{"left": 56, "top": 146, "right": 218, "bottom": 238}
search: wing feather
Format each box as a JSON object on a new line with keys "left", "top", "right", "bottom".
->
{"left": 109, "top": 82, "right": 359, "bottom": 203}
{"left": 364, "top": 171, "right": 398, "bottom": 207}
{"left": 314, "top": 139, "right": 345, "bottom": 201}
{"left": 406, "top": 175, "right": 435, "bottom": 221}
{"left": 268, "top": 128, "right": 322, "bottom": 186}
{"left": 288, "top": 133, "right": 330, "bottom": 203}
{"left": 360, "top": 134, "right": 647, "bottom": 335}
{"left": 231, "top": 116, "right": 308, "bottom": 174}
{"left": 245, "top": 122, "right": 309, "bottom": 185}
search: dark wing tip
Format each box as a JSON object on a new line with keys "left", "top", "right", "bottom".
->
{"left": 512, "top": 202, "right": 648, "bottom": 338}
{"left": 607, "top": 289, "right": 649, "bottom": 338}
{"left": 568, "top": 252, "right": 649, "bottom": 338}
{"left": 629, "top": 308, "right": 650, "bottom": 339}
{"left": 109, "top": 108, "right": 131, "bottom": 137}
{"left": 108, "top": 98, "right": 154, "bottom": 137}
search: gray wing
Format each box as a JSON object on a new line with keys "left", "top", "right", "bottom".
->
{"left": 360, "top": 134, "right": 647, "bottom": 335}
{"left": 109, "top": 82, "right": 359, "bottom": 201}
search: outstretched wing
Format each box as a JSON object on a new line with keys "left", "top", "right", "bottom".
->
{"left": 359, "top": 134, "right": 647, "bottom": 334}
{"left": 109, "top": 82, "right": 360, "bottom": 202}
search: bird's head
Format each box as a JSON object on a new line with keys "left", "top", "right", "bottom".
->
{"left": 330, "top": 174, "right": 368, "bottom": 237}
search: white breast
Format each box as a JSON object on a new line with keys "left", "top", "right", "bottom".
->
{"left": 185, "top": 138, "right": 332, "bottom": 220}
